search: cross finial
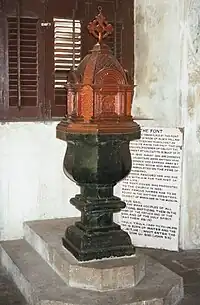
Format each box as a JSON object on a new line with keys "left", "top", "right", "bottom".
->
{"left": 87, "top": 6, "right": 113, "bottom": 43}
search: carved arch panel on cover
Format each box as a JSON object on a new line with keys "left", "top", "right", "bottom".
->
{"left": 95, "top": 68, "right": 126, "bottom": 117}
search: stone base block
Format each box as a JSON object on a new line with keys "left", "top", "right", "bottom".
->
{"left": 24, "top": 218, "right": 144, "bottom": 290}
{"left": 63, "top": 221, "right": 135, "bottom": 261}
{"left": 0, "top": 238, "right": 183, "bottom": 305}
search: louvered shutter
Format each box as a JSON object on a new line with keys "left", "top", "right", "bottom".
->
{"left": 0, "top": 0, "right": 46, "bottom": 120}
{"left": 43, "top": 0, "right": 82, "bottom": 118}
{"left": 54, "top": 18, "right": 81, "bottom": 107}
{"left": 106, "top": 22, "right": 122, "bottom": 63}
{"left": 8, "top": 17, "right": 38, "bottom": 108}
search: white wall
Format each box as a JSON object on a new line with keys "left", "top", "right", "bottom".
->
{"left": 134, "top": 0, "right": 182, "bottom": 126}
{"left": 179, "top": 0, "right": 200, "bottom": 249}
{"left": 0, "top": 122, "right": 80, "bottom": 240}
{"left": 134, "top": 0, "right": 200, "bottom": 249}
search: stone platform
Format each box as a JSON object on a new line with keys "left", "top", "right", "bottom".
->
{"left": 0, "top": 217, "right": 184, "bottom": 305}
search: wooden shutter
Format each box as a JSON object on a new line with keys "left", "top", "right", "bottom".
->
{"left": 43, "top": 0, "right": 79, "bottom": 118}
{"left": 0, "top": 0, "right": 45, "bottom": 120}
{"left": 8, "top": 16, "right": 38, "bottom": 108}
{"left": 54, "top": 18, "right": 81, "bottom": 107}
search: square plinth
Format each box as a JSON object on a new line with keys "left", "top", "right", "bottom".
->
{"left": 23, "top": 217, "right": 146, "bottom": 291}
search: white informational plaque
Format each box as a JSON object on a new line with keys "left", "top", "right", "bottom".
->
{"left": 120, "top": 127, "right": 184, "bottom": 250}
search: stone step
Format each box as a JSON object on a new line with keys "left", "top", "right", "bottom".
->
{"left": 23, "top": 218, "right": 146, "bottom": 291}
{"left": 0, "top": 238, "right": 184, "bottom": 305}
{"left": 0, "top": 265, "right": 27, "bottom": 305}
{"left": 0, "top": 239, "right": 99, "bottom": 305}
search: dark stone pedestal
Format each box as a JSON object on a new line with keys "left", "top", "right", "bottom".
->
{"left": 63, "top": 186, "right": 134, "bottom": 261}
{"left": 61, "top": 132, "right": 140, "bottom": 261}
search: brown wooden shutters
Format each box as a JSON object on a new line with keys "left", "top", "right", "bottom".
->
{"left": 44, "top": 0, "right": 81, "bottom": 118}
{"left": 1, "top": 0, "right": 45, "bottom": 120}
{"left": 7, "top": 16, "right": 38, "bottom": 109}
{"left": 0, "top": 0, "right": 134, "bottom": 121}
{"left": 54, "top": 18, "right": 81, "bottom": 113}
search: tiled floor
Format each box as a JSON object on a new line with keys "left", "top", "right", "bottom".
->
{"left": 144, "top": 248, "right": 200, "bottom": 305}
{"left": 1, "top": 248, "right": 200, "bottom": 304}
